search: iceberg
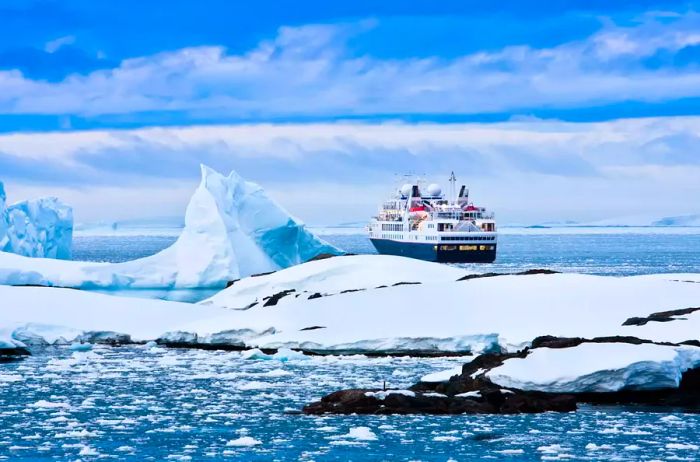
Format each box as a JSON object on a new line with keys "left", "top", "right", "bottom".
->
{"left": 0, "top": 165, "right": 341, "bottom": 289}
{"left": 0, "top": 182, "right": 73, "bottom": 259}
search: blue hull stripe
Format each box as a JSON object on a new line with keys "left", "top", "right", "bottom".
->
{"left": 370, "top": 238, "right": 497, "bottom": 263}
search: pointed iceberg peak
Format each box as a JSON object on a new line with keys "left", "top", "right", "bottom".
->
{"left": 183, "top": 165, "right": 342, "bottom": 277}
{"left": 137, "top": 165, "right": 343, "bottom": 287}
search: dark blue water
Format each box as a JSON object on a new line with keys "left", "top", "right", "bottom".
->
{"left": 2, "top": 346, "right": 698, "bottom": 461}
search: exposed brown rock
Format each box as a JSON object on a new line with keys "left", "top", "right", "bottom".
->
{"left": 623, "top": 307, "right": 700, "bottom": 326}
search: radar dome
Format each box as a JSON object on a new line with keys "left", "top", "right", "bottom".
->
{"left": 426, "top": 183, "right": 442, "bottom": 196}
{"left": 400, "top": 184, "right": 413, "bottom": 196}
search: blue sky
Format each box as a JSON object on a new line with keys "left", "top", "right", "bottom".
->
{"left": 0, "top": 1, "right": 699, "bottom": 224}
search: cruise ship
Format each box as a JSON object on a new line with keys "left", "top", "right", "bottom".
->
{"left": 368, "top": 173, "right": 497, "bottom": 263}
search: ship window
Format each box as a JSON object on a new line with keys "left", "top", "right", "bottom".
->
{"left": 480, "top": 245, "right": 487, "bottom": 251}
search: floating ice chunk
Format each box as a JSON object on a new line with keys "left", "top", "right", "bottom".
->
{"left": 420, "top": 366, "right": 463, "bottom": 383}
{"left": 666, "top": 443, "right": 699, "bottom": 450}
{"left": 78, "top": 446, "right": 99, "bottom": 456}
{"left": 495, "top": 449, "right": 524, "bottom": 455}
{"left": 69, "top": 342, "right": 93, "bottom": 352}
{"left": 226, "top": 437, "right": 262, "bottom": 447}
{"left": 28, "top": 400, "right": 70, "bottom": 409}
{"left": 433, "top": 435, "right": 460, "bottom": 442}
{"left": 272, "top": 348, "right": 307, "bottom": 362}
{"left": 344, "top": 427, "right": 377, "bottom": 441}
{"left": 585, "top": 443, "right": 613, "bottom": 451}
{"left": 240, "top": 349, "right": 273, "bottom": 361}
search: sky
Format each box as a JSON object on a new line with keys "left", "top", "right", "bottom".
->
{"left": 1, "top": 0, "right": 699, "bottom": 225}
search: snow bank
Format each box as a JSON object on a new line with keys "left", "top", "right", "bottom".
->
{"left": 2, "top": 267, "right": 700, "bottom": 356}
{"left": 202, "top": 254, "right": 466, "bottom": 309}
{"left": 188, "top": 272, "right": 700, "bottom": 354}
{"left": 0, "top": 182, "right": 73, "bottom": 259}
{"left": 487, "top": 343, "right": 700, "bottom": 393}
{"left": 0, "top": 285, "right": 228, "bottom": 345}
{"left": 0, "top": 165, "right": 340, "bottom": 289}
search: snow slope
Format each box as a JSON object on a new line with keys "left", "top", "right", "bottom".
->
{"left": 2, "top": 266, "right": 700, "bottom": 356}
{"left": 0, "top": 165, "right": 340, "bottom": 289}
{"left": 0, "top": 182, "right": 73, "bottom": 259}
{"left": 202, "top": 254, "right": 466, "bottom": 309}
{"left": 0, "top": 285, "right": 229, "bottom": 346}
{"left": 188, "top": 272, "right": 700, "bottom": 353}
{"left": 487, "top": 343, "right": 700, "bottom": 392}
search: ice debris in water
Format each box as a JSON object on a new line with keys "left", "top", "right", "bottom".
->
{"left": 241, "top": 348, "right": 307, "bottom": 362}
{"left": 69, "top": 342, "right": 93, "bottom": 352}
{"left": 226, "top": 436, "right": 262, "bottom": 447}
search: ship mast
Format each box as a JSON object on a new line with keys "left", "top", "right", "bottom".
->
{"left": 449, "top": 171, "right": 457, "bottom": 205}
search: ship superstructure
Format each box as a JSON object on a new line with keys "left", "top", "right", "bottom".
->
{"left": 368, "top": 173, "right": 497, "bottom": 263}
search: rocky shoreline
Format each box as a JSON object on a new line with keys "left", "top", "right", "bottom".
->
{"left": 304, "top": 337, "right": 700, "bottom": 415}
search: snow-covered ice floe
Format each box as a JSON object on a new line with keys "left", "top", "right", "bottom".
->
{"left": 487, "top": 343, "right": 700, "bottom": 393}
{"left": 187, "top": 271, "right": 700, "bottom": 354}
{"left": 0, "top": 165, "right": 340, "bottom": 289}
{"left": 2, "top": 264, "right": 700, "bottom": 357}
{"left": 201, "top": 254, "right": 466, "bottom": 309}
{"left": 0, "top": 181, "right": 73, "bottom": 259}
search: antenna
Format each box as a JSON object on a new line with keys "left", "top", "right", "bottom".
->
{"left": 449, "top": 171, "right": 457, "bottom": 205}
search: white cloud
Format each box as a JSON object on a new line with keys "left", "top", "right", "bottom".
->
{"left": 2, "top": 13, "right": 700, "bottom": 117}
{"left": 44, "top": 35, "right": 76, "bottom": 53}
{"left": 0, "top": 117, "right": 699, "bottom": 224}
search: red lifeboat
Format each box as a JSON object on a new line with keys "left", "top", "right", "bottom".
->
{"left": 409, "top": 205, "right": 427, "bottom": 212}
{"left": 463, "top": 204, "right": 478, "bottom": 211}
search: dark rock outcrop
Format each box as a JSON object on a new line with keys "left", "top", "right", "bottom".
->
{"left": 457, "top": 268, "right": 559, "bottom": 281}
{"left": 262, "top": 289, "right": 295, "bottom": 306}
{"left": 623, "top": 307, "right": 700, "bottom": 326}
{"left": 303, "top": 387, "right": 576, "bottom": 415}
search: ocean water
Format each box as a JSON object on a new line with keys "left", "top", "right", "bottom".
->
{"left": 71, "top": 231, "right": 700, "bottom": 302}
{"left": 73, "top": 230, "right": 700, "bottom": 276}
{"left": 2, "top": 346, "right": 699, "bottom": 462}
